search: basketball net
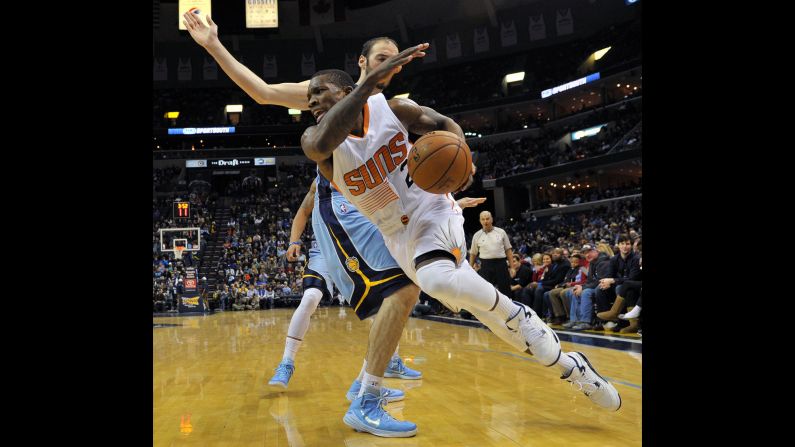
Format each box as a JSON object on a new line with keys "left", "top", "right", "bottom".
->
{"left": 174, "top": 246, "right": 185, "bottom": 260}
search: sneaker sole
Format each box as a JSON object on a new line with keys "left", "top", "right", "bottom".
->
{"left": 268, "top": 380, "right": 289, "bottom": 389}
{"left": 574, "top": 352, "right": 622, "bottom": 411}
{"left": 343, "top": 412, "right": 417, "bottom": 438}
{"left": 383, "top": 372, "right": 422, "bottom": 380}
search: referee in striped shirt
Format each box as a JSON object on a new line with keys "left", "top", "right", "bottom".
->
{"left": 469, "top": 211, "right": 513, "bottom": 296}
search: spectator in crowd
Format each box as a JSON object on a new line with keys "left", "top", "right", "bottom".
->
{"left": 615, "top": 238, "right": 642, "bottom": 333}
{"left": 595, "top": 235, "right": 641, "bottom": 329}
{"left": 264, "top": 284, "right": 276, "bottom": 306}
{"left": 509, "top": 254, "right": 533, "bottom": 302}
{"left": 219, "top": 284, "right": 230, "bottom": 311}
{"left": 563, "top": 244, "right": 611, "bottom": 331}
{"left": 531, "top": 248, "right": 571, "bottom": 321}
{"left": 545, "top": 253, "right": 587, "bottom": 325}
{"left": 530, "top": 253, "right": 545, "bottom": 282}
{"left": 523, "top": 253, "right": 552, "bottom": 312}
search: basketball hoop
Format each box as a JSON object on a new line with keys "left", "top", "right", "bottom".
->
{"left": 174, "top": 246, "right": 185, "bottom": 260}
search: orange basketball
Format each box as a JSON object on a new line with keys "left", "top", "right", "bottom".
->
{"left": 407, "top": 131, "right": 472, "bottom": 194}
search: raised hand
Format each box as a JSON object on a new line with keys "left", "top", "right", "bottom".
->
{"left": 457, "top": 197, "right": 487, "bottom": 208}
{"left": 183, "top": 12, "right": 219, "bottom": 49}
{"left": 363, "top": 43, "right": 429, "bottom": 86}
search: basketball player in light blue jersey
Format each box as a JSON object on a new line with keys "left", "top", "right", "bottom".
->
{"left": 267, "top": 175, "right": 485, "bottom": 396}
{"left": 266, "top": 176, "right": 419, "bottom": 401}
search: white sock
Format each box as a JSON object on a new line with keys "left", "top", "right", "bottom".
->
{"left": 282, "top": 337, "right": 301, "bottom": 362}
{"left": 495, "top": 293, "right": 523, "bottom": 328}
{"left": 393, "top": 345, "right": 400, "bottom": 360}
{"left": 356, "top": 359, "right": 367, "bottom": 381}
{"left": 557, "top": 352, "right": 579, "bottom": 375}
{"left": 358, "top": 372, "right": 383, "bottom": 398}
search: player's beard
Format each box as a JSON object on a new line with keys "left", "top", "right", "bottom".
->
{"left": 366, "top": 62, "right": 390, "bottom": 92}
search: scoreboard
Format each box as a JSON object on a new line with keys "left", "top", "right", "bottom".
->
{"left": 173, "top": 201, "right": 190, "bottom": 220}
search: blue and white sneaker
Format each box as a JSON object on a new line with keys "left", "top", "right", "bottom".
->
{"left": 343, "top": 392, "right": 417, "bottom": 438}
{"left": 346, "top": 380, "right": 405, "bottom": 402}
{"left": 384, "top": 356, "right": 422, "bottom": 380}
{"left": 268, "top": 359, "right": 295, "bottom": 389}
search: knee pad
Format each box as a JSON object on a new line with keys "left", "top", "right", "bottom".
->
{"left": 299, "top": 287, "right": 323, "bottom": 310}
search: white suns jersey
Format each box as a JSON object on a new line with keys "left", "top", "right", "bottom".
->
{"left": 331, "top": 93, "right": 462, "bottom": 237}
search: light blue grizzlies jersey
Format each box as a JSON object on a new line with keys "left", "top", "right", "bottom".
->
{"left": 311, "top": 173, "right": 410, "bottom": 318}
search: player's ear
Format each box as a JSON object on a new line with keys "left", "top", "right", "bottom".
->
{"left": 358, "top": 55, "right": 367, "bottom": 71}
{"left": 343, "top": 85, "right": 354, "bottom": 95}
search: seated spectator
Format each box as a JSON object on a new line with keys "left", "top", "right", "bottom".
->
{"left": 616, "top": 238, "right": 642, "bottom": 333}
{"left": 544, "top": 253, "right": 587, "bottom": 325}
{"left": 519, "top": 253, "right": 552, "bottom": 306}
{"left": 522, "top": 253, "right": 551, "bottom": 312}
{"left": 595, "top": 234, "right": 641, "bottom": 330}
{"left": 531, "top": 248, "right": 570, "bottom": 321}
{"left": 562, "top": 244, "right": 611, "bottom": 331}
{"left": 219, "top": 284, "right": 230, "bottom": 311}
{"left": 264, "top": 284, "right": 276, "bottom": 306}
{"left": 509, "top": 254, "right": 533, "bottom": 302}
{"left": 529, "top": 253, "right": 544, "bottom": 281}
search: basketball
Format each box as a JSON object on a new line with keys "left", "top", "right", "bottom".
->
{"left": 407, "top": 130, "right": 472, "bottom": 194}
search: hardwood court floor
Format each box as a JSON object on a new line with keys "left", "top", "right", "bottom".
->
{"left": 154, "top": 308, "right": 641, "bottom": 446}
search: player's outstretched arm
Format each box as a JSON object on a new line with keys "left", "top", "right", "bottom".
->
{"left": 182, "top": 12, "right": 309, "bottom": 110}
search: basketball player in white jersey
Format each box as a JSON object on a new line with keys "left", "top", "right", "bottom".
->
{"left": 301, "top": 45, "right": 621, "bottom": 436}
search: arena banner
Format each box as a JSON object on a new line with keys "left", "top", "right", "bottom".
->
{"left": 474, "top": 27, "right": 490, "bottom": 53}
{"left": 556, "top": 8, "right": 574, "bottom": 36}
{"left": 500, "top": 20, "right": 517, "bottom": 47}
{"left": 178, "top": 0, "right": 212, "bottom": 31}
{"left": 446, "top": 33, "right": 461, "bottom": 59}
{"left": 154, "top": 58, "right": 168, "bottom": 81}
{"left": 529, "top": 14, "right": 546, "bottom": 41}
{"left": 203, "top": 57, "right": 217, "bottom": 80}
{"left": 301, "top": 53, "right": 316, "bottom": 76}
{"left": 246, "top": 0, "right": 278, "bottom": 29}
{"left": 178, "top": 58, "right": 193, "bottom": 81}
